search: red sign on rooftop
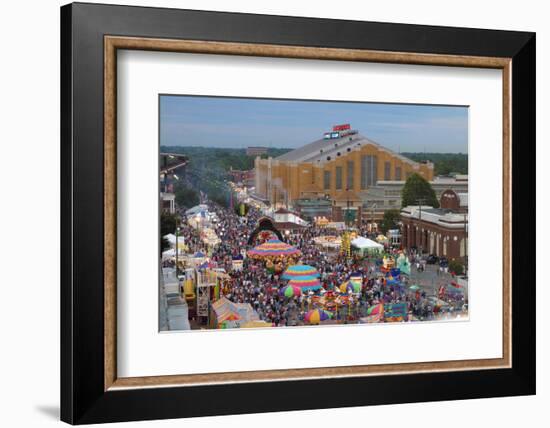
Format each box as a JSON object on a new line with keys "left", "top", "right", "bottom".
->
{"left": 332, "top": 124, "right": 351, "bottom": 131}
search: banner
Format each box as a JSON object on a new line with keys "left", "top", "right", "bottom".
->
{"left": 383, "top": 302, "right": 408, "bottom": 322}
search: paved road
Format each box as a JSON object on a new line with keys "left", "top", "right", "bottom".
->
{"left": 408, "top": 264, "right": 467, "bottom": 298}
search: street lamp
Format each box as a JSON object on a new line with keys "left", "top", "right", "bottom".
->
{"left": 371, "top": 203, "right": 377, "bottom": 235}
{"left": 175, "top": 226, "right": 180, "bottom": 277}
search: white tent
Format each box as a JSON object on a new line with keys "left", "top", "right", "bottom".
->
{"left": 351, "top": 236, "right": 384, "bottom": 251}
{"left": 163, "top": 233, "right": 177, "bottom": 245}
{"left": 161, "top": 248, "right": 187, "bottom": 260}
{"left": 185, "top": 204, "right": 208, "bottom": 216}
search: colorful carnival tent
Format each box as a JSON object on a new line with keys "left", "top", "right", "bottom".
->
{"left": 304, "top": 308, "right": 333, "bottom": 324}
{"left": 279, "top": 284, "right": 302, "bottom": 298}
{"left": 282, "top": 264, "right": 320, "bottom": 280}
{"left": 339, "top": 280, "right": 361, "bottom": 294}
{"left": 211, "top": 297, "right": 241, "bottom": 324}
{"left": 248, "top": 239, "right": 301, "bottom": 259}
{"left": 362, "top": 303, "right": 384, "bottom": 323}
{"left": 287, "top": 276, "right": 322, "bottom": 291}
{"left": 210, "top": 297, "right": 261, "bottom": 329}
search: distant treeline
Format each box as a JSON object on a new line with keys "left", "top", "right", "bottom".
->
{"left": 161, "top": 146, "right": 291, "bottom": 172}
{"left": 401, "top": 152, "right": 468, "bottom": 175}
{"left": 161, "top": 146, "right": 291, "bottom": 208}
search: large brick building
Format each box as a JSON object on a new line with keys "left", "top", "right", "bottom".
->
{"left": 254, "top": 125, "right": 434, "bottom": 220}
{"left": 400, "top": 190, "right": 468, "bottom": 261}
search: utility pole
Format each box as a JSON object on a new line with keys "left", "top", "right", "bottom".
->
{"left": 416, "top": 198, "right": 426, "bottom": 254}
{"left": 371, "top": 203, "right": 377, "bottom": 235}
{"left": 175, "top": 224, "right": 180, "bottom": 277}
{"left": 464, "top": 212, "right": 468, "bottom": 276}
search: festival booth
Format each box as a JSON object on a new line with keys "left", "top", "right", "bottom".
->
{"left": 314, "top": 216, "right": 330, "bottom": 227}
{"left": 326, "top": 221, "right": 346, "bottom": 231}
{"left": 231, "top": 254, "right": 244, "bottom": 271}
{"left": 210, "top": 297, "right": 261, "bottom": 329}
{"left": 376, "top": 234, "right": 389, "bottom": 245}
{"left": 379, "top": 255, "right": 396, "bottom": 272}
{"left": 200, "top": 227, "right": 221, "bottom": 247}
{"left": 186, "top": 205, "right": 209, "bottom": 229}
{"left": 313, "top": 235, "right": 342, "bottom": 250}
{"left": 177, "top": 251, "right": 209, "bottom": 270}
{"left": 351, "top": 236, "right": 384, "bottom": 256}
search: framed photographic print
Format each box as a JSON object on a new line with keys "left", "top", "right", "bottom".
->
{"left": 60, "top": 2, "right": 535, "bottom": 424}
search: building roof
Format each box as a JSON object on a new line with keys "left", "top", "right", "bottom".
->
{"left": 332, "top": 189, "right": 361, "bottom": 202}
{"left": 401, "top": 205, "right": 467, "bottom": 229}
{"left": 274, "top": 221, "right": 307, "bottom": 230}
{"left": 276, "top": 133, "right": 430, "bottom": 168}
{"left": 274, "top": 208, "right": 295, "bottom": 215}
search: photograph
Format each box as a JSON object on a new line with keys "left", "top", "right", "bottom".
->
{"left": 159, "top": 95, "right": 469, "bottom": 331}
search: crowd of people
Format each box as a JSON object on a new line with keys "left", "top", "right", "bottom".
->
{"left": 167, "top": 201, "right": 468, "bottom": 328}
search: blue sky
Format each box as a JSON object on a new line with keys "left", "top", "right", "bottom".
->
{"left": 160, "top": 95, "right": 468, "bottom": 153}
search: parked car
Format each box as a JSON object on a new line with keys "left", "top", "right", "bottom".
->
{"left": 426, "top": 254, "right": 439, "bottom": 264}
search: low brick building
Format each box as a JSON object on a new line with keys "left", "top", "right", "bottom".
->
{"left": 401, "top": 206, "right": 467, "bottom": 261}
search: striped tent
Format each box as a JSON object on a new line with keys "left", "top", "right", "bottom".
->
{"left": 287, "top": 276, "right": 322, "bottom": 291}
{"left": 248, "top": 239, "right": 301, "bottom": 259}
{"left": 282, "top": 264, "right": 320, "bottom": 280}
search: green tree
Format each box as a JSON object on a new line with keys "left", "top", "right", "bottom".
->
{"left": 174, "top": 184, "right": 199, "bottom": 208}
{"left": 380, "top": 209, "right": 401, "bottom": 234}
{"left": 449, "top": 259, "right": 464, "bottom": 275}
{"left": 160, "top": 237, "right": 170, "bottom": 256}
{"left": 401, "top": 173, "right": 439, "bottom": 208}
{"left": 160, "top": 212, "right": 178, "bottom": 237}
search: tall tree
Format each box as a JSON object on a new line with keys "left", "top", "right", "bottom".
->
{"left": 160, "top": 212, "right": 178, "bottom": 237}
{"left": 380, "top": 209, "right": 401, "bottom": 234}
{"left": 401, "top": 173, "right": 439, "bottom": 208}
